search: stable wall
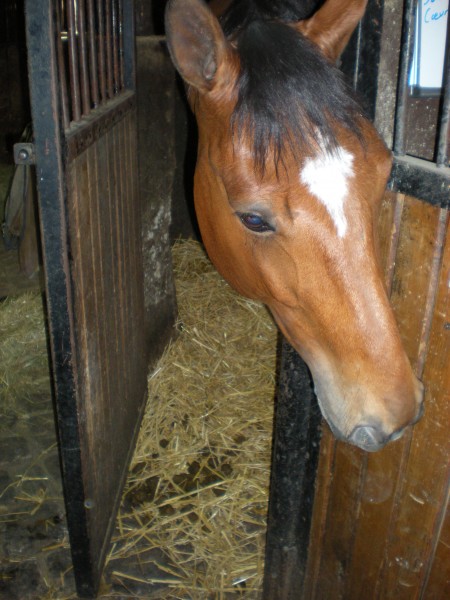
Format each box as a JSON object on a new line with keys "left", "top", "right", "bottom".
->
{"left": 303, "top": 191, "right": 450, "bottom": 599}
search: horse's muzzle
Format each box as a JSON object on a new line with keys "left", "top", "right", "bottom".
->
{"left": 348, "top": 395, "right": 425, "bottom": 453}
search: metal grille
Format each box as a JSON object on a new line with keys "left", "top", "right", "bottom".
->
{"left": 341, "top": 0, "right": 449, "bottom": 206}
{"left": 394, "top": 0, "right": 449, "bottom": 168}
{"left": 56, "top": 0, "right": 126, "bottom": 128}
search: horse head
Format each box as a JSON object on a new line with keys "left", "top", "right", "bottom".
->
{"left": 165, "top": 0, "right": 424, "bottom": 452}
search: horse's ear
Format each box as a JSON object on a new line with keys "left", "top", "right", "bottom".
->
{"left": 296, "top": 0, "right": 367, "bottom": 62}
{"left": 165, "top": 0, "right": 231, "bottom": 92}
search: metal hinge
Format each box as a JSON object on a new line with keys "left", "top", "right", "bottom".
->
{"left": 14, "top": 142, "right": 36, "bottom": 166}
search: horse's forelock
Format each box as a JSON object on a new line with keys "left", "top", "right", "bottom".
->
{"left": 220, "top": 0, "right": 323, "bottom": 35}
{"left": 220, "top": 3, "right": 364, "bottom": 175}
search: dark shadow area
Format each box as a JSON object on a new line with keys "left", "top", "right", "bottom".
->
{"left": 170, "top": 74, "right": 201, "bottom": 241}
{"left": 152, "top": 0, "right": 168, "bottom": 35}
{"left": 0, "top": 0, "right": 30, "bottom": 159}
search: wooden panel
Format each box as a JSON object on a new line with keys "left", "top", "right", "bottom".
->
{"left": 381, "top": 208, "right": 449, "bottom": 598}
{"left": 311, "top": 443, "right": 367, "bottom": 599}
{"left": 66, "top": 108, "right": 147, "bottom": 580}
{"left": 303, "top": 193, "right": 450, "bottom": 599}
{"left": 424, "top": 491, "right": 450, "bottom": 598}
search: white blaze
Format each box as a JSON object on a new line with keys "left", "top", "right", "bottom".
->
{"left": 300, "top": 146, "right": 354, "bottom": 238}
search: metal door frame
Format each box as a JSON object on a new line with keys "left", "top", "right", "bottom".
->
{"left": 24, "top": 1, "right": 146, "bottom": 596}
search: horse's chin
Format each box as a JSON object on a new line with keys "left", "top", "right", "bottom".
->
{"left": 314, "top": 393, "right": 350, "bottom": 443}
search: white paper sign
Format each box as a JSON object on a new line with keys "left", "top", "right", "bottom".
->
{"left": 410, "top": 0, "right": 448, "bottom": 90}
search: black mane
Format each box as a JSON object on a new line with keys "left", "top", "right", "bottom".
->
{"left": 220, "top": 0, "right": 363, "bottom": 173}
{"left": 221, "top": 0, "right": 322, "bottom": 33}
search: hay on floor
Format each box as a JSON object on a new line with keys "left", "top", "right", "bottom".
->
{"left": 109, "top": 239, "right": 278, "bottom": 597}
{"left": 0, "top": 293, "right": 50, "bottom": 414}
{"left": 0, "top": 239, "right": 278, "bottom": 598}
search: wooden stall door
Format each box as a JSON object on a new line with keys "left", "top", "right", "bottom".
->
{"left": 302, "top": 193, "right": 449, "bottom": 600}
{"left": 25, "top": 1, "right": 148, "bottom": 596}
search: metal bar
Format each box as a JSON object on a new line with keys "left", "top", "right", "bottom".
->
{"left": 389, "top": 155, "right": 450, "bottom": 208}
{"left": 66, "top": 0, "right": 81, "bottom": 121}
{"left": 112, "top": 0, "right": 120, "bottom": 94}
{"left": 55, "top": 0, "right": 70, "bottom": 128}
{"left": 77, "top": 0, "right": 91, "bottom": 116}
{"left": 24, "top": 0, "right": 96, "bottom": 594}
{"left": 118, "top": 0, "right": 125, "bottom": 91}
{"left": 352, "top": 20, "right": 362, "bottom": 91}
{"left": 87, "top": 0, "right": 100, "bottom": 107}
{"left": 262, "top": 339, "right": 322, "bottom": 600}
{"left": 122, "top": 0, "right": 135, "bottom": 90}
{"left": 105, "top": 0, "right": 114, "bottom": 98}
{"left": 65, "top": 91, "right": 135, "bottom": 160}
{"left": 393, "top": 0, "right": 417, "bottom": 156}
{"left": 97, "top": 0, "right": 107, "bottom": 102}
{"left": 436, "top": 18, "right": 450, "bottom": 167}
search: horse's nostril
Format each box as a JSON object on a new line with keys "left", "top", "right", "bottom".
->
{"left": 348, "top": 425, "right": 388, "bottom": 452}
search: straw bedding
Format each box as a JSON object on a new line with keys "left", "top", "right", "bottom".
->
{"left": 0, "top": 239, "right": 278, "bottom": 598}
{"left": 109, "top": 239, "right": 278, "bottom": 597}
{"left": 0, "top": 293, "right": 50, "bottom": 412}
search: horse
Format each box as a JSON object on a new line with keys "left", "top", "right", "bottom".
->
{"left": 164, "top": 0, "right": 424, "bottom": 452}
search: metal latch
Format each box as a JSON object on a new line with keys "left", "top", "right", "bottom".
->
{"left": 14, "top": 142, "right": 36, "bottom": 166}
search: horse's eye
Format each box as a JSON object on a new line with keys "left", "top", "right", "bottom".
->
{"left": 238, "top": 212, "right": 274, "bottom": 233}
